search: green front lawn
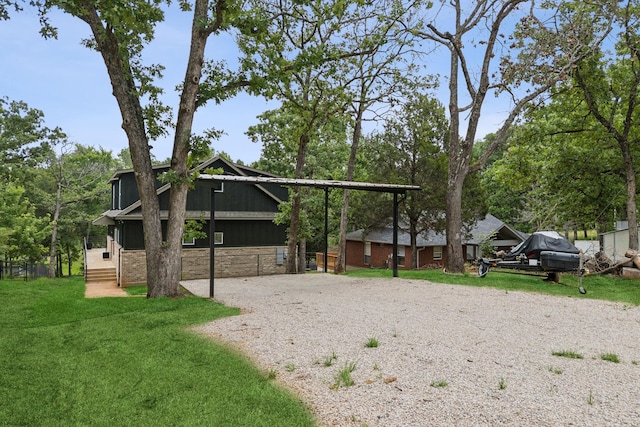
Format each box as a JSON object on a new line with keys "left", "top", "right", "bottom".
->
{"left": 347, "top": 268, "right": 640, "bottom": 306}
{"left": 0, "top": 277, "right": 316, "bottom": 426}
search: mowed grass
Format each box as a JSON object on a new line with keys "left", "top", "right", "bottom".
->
{"left": 347, "top": 268, "right": 640, "bottom": 306}
{"left": 0, "top": 277, "right": 316, "bottom": 427}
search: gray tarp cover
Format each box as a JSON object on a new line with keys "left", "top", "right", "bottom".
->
{"left": 508, "top": 231, "right": 580, "bottom": 258}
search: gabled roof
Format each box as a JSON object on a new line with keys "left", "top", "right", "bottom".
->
{"left": 345, "top": 214, "right": 526, "bottom": 247}
{"left": 93, "top": 156, "right": 285, "bottom": 225}
{"left": 463, "top": 213, "right": 527, "bottom": 244}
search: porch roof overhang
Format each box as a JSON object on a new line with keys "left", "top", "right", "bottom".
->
{"left": 92, "top": 210, "right": 120, "bottom": 226}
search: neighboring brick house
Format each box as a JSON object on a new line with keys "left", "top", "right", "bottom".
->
{"left": 345, "top": 214, "right": 526, "bottom": 270}
{"left": 92, "top": 156, "right": 289, "bottom": 286}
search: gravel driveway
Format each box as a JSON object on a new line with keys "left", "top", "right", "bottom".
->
{"left": 183, "top": 274, "right": 640, "bottom": 426}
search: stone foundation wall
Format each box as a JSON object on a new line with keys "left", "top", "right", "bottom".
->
{"left": 119, "top": 246, "right": 287, "bottom": 287}
{"left": 120, "top": 250, "right": 147, "bottom": 287}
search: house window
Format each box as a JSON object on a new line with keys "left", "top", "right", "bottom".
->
{"left": 182, "top": 236, "right": 196, "bottom": 246}
{"left": 112, "top": 179, "right": 121, "bottom": 210}
{"left": 433, "top": 246, "right": 443, "bottom": 260}
{"left": 215, "top": 182, "right": 224, "bottom": 193}
{"left": 397, "top": 246, "right": 405, "bottom": 266}
{"left": 364, "top": 242, "right": 371, "bottom": 265}
{"left": 214, "top": 232, "right": 224, "bottom": 245}
{"left": 466, "top": 245, "right": 477, "bottom": 260}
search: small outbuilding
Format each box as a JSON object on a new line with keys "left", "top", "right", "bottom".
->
{"left": 600, "top": 224, "right": 640, "bottom": 263}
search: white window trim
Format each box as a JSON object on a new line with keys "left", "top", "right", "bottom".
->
{"left": 214, "top": 232, "right": 224, "bottom": 245}
{"left": 397, "top": 246, "right": 406, "bottom": 266}
{"left": 433, "top": 246, "right": 443, "bottom": 260}
{"left": 364, "top": 241, "right": 371, "bottom": 265}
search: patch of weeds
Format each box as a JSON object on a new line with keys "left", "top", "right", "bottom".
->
{"left": 552, "top": 350, "right": 583, "bottom": 359}
{"left": 284, "top": 363, "right": 296, "bottom": 372}
{"left": 632, "top": 360, "right": 638, "bottom": 366}
{"left": 365, "top": 337, "right": 379, "bottom": 348}
{"left": 392, "top": 327, "right": 398, "bottom": 338}
{"left": 323, "top": 352, "right": 338, "bottom": 367}
{"left": 267, "top": 369, "right": 277, "bottom": 380}
{"left": 498, "top": 377, "right": 507, "bottom": 390}
{"left": 373, "top": 363, "right": 380, "bottom": 371}
{"left": 600, "top": 353, "right": 620, "bottom": 363}
{"left": 548, "top": 366, "right": 563, "bottom": 375}
{"left": 430, "top": 380, "right": 448, "bottom": 388}
{"left": 587, "top": 390, "right": 594, "bottom": 405}
{"left": 332, "top": 361, "right": 357, "bottom": 389}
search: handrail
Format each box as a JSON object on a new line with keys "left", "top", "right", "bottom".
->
{"left": 83, "top": 236, "right": 88, "bottom": 281}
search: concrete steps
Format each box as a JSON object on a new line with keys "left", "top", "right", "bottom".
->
{"left": 86, "top": 267, "right": 117, "bottom": 284}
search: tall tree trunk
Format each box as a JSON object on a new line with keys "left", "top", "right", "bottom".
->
{"left": 444, "top": 34, "right": 466, "bottom": 273}
{"left": 67, "top": 243, "right": 72, "bottom": 277}
{"left": 286, "top": 191, "right": 301, "bottom": 274}
{"left": 410, "top": 219, "right": 418, "bottom": 269}
{"left": 48, "top": 180, "right": 62, "bottom": 278}
{"left": 57, "top": 253, "right": 62, "bottom": 277}
{"left": 82, "top": 0, "right": 222, "bottom": 297}
{"left": 334, "top": 188, "right": 351, "bottom": 274}
{"left": 84, "top": 5, "right": 164, "bottom": 294}
{"left": 148, "top": 0, "right": 213, "bottom": 297}
{"left": 623, "top": 150, "right": 638, "bottom": 250}
{"left": 298, "top": 237, "right": 307, "bottom": 273}
{"left": 335, "top": 109, "right": 364, "bottom": 274}
{"left": 445, "top": 172, "right": 466, "bottom": 273}
{"left": 286, "top": 133, "right": 310, "bottom": 273}
{"left": 574, "top": 67, "right": 639, "bottom": 251}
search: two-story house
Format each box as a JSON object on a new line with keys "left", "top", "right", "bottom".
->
{"left": 91, "top": 156, "right": 289, "bottom": 286}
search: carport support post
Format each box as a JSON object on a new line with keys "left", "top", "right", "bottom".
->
{"left": 324, "top": 187, "right": 329, "bottom": 273}
{"left": 393, "top": 192, "right": 399, "bottom": 277}
{"left": 209, "top": 185, "right": 216, "bottom": 298}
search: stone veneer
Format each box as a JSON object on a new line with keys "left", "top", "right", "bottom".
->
{"left": 119, "top": 246, "right": 287, "bottom": 287}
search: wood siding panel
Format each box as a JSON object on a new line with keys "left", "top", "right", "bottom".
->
{"left": 212, "top": 220, "right": 286, "bottom": 247}
{"left": 120, "top": 220, "right": 286, "bottom": 250}
{"left": 116, "top": 167, "right": 169, "bottom": 209}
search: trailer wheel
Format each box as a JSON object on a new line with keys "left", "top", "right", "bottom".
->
{"left": 478, "top": 262, "right": 489, "bottom": 278}
{"left": 546, "top": 272, "right": 559, "bottom": 283}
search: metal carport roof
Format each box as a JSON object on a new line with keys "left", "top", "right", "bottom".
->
{"left": 198, "top": 174, "right": 421, "bottom": 298}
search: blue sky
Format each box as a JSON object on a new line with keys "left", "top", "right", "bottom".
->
{"left": 0, "top": 6, "right": 275, "bottom": 164}
{"left": 1, "top": 5, "right": 511, "bottom": 166}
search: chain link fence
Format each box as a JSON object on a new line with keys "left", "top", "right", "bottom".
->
{"left": 0, "top": 259, "right": 48, "bottom": 280}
